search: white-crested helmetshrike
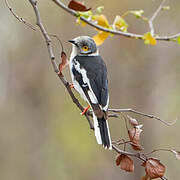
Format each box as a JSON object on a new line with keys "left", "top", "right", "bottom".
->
{"left": 69, "top": 36, "right": 112, "bottom": 149}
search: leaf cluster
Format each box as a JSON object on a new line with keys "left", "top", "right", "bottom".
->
{"left": 67, "top": 0, "right": 180, "bottom": 46}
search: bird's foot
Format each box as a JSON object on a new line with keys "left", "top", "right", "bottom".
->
{"left": 69, "top": 83, "right": 74, "bottom": 88}
{"left": 81, "top": 105, "right": 90, "bottom": 115}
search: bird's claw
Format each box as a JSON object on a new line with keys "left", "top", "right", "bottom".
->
{"left": 69, "top": 83, "right": 74, "bottom": 88}
{"left": 81, "top": 105, "right": 90, "bottom": 115}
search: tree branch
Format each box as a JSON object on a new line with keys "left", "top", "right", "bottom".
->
{"left": 28, "top": 0, "right": 94, "bottom": 129}
{"left": 5, "top": 0, "right": 37, "bottom": 30}
{"left": 108, "top": 108, "right": 176, "bottom": 126}
{"left": 52, "top": 0, "right": 180, "bottom": 41}
{"left": 148, "top": 0, "right": 166, "bottom": 36}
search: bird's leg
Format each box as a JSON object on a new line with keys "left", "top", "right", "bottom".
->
{"left": 81, "top": 104, "right": 90, "bottom": 115}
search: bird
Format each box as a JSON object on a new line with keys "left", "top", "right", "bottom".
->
{"left": 68, "top": 36, "right": 112, "bottom": 149}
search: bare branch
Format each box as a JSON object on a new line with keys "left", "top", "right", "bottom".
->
{"left": 148, "top": 0, "right": 166, "bottom": 36}
{"left": 112, "top": 145, "right": 143, "bottom": 158}
{"left": 145, "top": 148, "right": 176, "bottom": 156}
{"left": 49, "top": 34, "right": 64, "bottom": 52}
{"left": 108, "top": 108, "right": 176, "bottom": 126}
{"left": 52, "top": 0, "right": 180, "bottom": 41}
{"left": 5, "top": 0, "right": 37, "bottom": 31}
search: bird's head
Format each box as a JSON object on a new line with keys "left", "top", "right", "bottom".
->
{"left": 68, "top": 36, "right": 98, "bottom": 55}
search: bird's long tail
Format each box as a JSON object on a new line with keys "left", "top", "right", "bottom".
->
{"left": 93, "top": 113, "right": 112, "bottom": 150}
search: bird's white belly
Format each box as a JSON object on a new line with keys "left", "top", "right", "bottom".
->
{"left": 69, "top": 63, "right": 88, "bottom": 102}
{"left": 73, "top": 78, "right": 88, "bottom": 102}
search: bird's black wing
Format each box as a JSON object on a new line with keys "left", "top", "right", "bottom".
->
{"left": 72, "top": 55, "right": 111, "bottom": 149}
{"left": 74, "top": 55, "right": 109, "bottom": 109}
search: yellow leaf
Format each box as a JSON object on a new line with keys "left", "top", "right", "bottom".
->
{"left": 177, "top": 36, "right": 180, "bottom": 44}
{"left": 76, "top": 11, "right": 92, "bottom": 27}
{"left": 76, "top": 16, "right": 81, "bottom": 24}
{"left": 113, "top": 15, "right": 128, "bottom": 32}
{"left": 76, "top": 17, "right": 87, "bottom": 27}
{"left": 78, "top": 11, "right": 93, "bottom": 19}
{"left": 143, "top": 32, "right": 157, "bottom": 45}
{"left": 81, "top": 21, "right": 87, "bottom": 27}
{"left": 93, "top": 31, "right": 109, "bottom": 46}
{"left": 92, "top": 14, "right": 110, "bottom": 28}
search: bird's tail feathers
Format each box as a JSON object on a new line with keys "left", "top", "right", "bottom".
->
{"left": 92, "top": 113, "right": 112, "bottom": 150}
{"left": 92, "top": 113, "right": 102, "bottom": 145}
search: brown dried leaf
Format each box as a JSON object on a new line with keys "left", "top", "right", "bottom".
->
{"left": 141, "top": 174, "right": 150, "bottom": 180}
{"left": 141, "top": 161, "right": 146, "bottom": 167}
{"left": 59, "top": 51, "right": 68, "bottom": 73}
{"left": 145, "top": 158, "right": 165, "bottom": 179}
{"left": 68, "top": 0, "right": 91, "bottom": 12}
{"left": 127, "top": 115, "right": 138, "bottom": 126}
{"left": 171, "top": 150, "right": 180, "bottom": 160}
{"left": 118, "top": 154, "right": 134, "bottom": 172}
{"left": 116, "top": 154, "right": 122, "bottom": 166}
{"left": 131, "top": 143, "right": 143, "bottom": 151}
{"left": 128, "top": 126, "right": 143, "bottom": 151}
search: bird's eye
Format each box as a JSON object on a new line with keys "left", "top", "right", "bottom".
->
{"left": 82, "top": 46, "right": 89, "bottom": 51}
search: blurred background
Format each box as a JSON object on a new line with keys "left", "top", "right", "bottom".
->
{"left": 0, "top": 0, "right": 180, "bottom": 179}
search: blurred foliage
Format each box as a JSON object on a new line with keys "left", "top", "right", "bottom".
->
{"left": 0, "top": 0, "right": 180, "bottom": 180}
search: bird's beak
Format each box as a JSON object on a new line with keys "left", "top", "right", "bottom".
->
{"left": 68, "top": 40, "right": 76, "bottom": 44}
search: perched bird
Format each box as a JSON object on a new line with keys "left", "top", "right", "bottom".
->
{"left": 68, "top": 36, "right": 112, "bottom": 149}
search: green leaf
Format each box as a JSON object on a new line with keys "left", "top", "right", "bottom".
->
{"left": 77, "top": 10, "right": 93, "bottom": 19}
{"left": 113, "top": 15, "right": 128, "bottom": 32}
{"left": 96, "top": 6, "right": 104, "bottom": 14}
{"left": 162, "top": 6, "right": 170, "bottom": 11}
{"left": 177, "top": 36, "right": 180, "bottom": 45}
{"left": 130, "top": 10, "right": 144, "bottom": 18}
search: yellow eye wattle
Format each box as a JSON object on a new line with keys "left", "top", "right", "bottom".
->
{"left": 82, "top": 46, "right": 89, "bottom": 51}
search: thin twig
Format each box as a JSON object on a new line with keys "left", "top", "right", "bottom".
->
{"left": 145, "top": 148, "right": 174, "bottom": 156}
{"left": 108, "top": 108, "right": 176, "bottom": 126}
{"left": 120, "top": 113, "right": 129, "bottom": 132}
{"left": 148, "top": 0, "right": 166, "bottom": 36}
{"left": 112, "top": 139, "right": 130, "bottom": 151}
{"left": 112, "top": 139, "right": 131, "bottom": 145}
{"left": 49, "top": 34, "right": 64, "bottom": 52}
{"left": 5, "top": 0, "right": 37, "bottom": 31}
{"left": 52, "top": 0, "right": 180, "bottom": 41}
{"left": 5, "top": 0, "right": 66, "bottom": 52}
{"left": 112, "top": 145, "right": 143, "bottom": 158}
{"left": 108, "top": 114, "right": 119, "bottom": 118}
